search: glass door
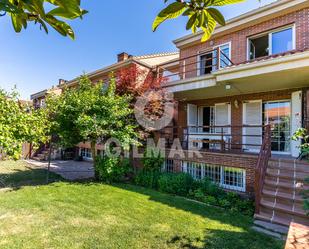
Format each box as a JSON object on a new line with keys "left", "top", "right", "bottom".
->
{"left": 263, "top": 101, "right": 291, "bottom": 154}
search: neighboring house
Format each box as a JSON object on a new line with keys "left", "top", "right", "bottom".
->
{"left": 30, "top": 52, "right": 179, "bottom": 161}
{"left": 158, "top": 0, "right": 309, "bottom": 228}
{"left": 31, "top": 85, "right": 63, "bottom": 109}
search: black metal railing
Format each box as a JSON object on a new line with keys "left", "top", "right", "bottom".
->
{"left": 156, "top": 47, "right": 234, "bottom": 83}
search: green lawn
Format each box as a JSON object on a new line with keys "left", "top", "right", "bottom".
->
{"left": 0, "top": 161, "right": 283, "bottom": 249}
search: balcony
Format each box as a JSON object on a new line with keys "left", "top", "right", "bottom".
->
{"left": 157, "top": 47, "right": 233, "bottom": 83}
{"left": 159, "top": 125, "right": 271, "bottom": 154}
{"left": 159, "top": 49, "right": 309, "bottom": 100}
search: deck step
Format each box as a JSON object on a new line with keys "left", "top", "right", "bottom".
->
{"left": 260, "top": 199, "right": 307, "bottom": 218}
{"left": 254, "top": 220, "right": 289, "bottom": 234}
{"left": 251, "top": 226, "right": 284, "bottom": 240}
{"left": 262, "top": 189, "right": 304, "bottom": 203}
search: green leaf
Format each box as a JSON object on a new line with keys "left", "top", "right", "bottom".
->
{"left": 211, "top": 0, "right": 245, "bottom": 6}
{"left": 186, "top": 13, "right": 197, "bottom": 30}
{"left": 207, "top": 8, "right": 225, "bottom": 26}
{"left": 201, "top": 13, "right": 217, "bottom": 42}
{"left": 11, "top": 14, "right": 23, "bottom": 33}
{"left": 152, "top": 2, "right": 186, "bottom": 31}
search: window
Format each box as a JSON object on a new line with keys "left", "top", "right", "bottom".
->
{"left": 222, "top": 167, "right": 245, "bottom": 191}
{"left": 181, "top": 161, "right": 246, "bottom": 192}
{"left": 80, "top": 148, "right": 92, "bottom": 159}
{"left": 162, "top": 159, "right": 174, "bottom": 173}
{"left": 248, "top": 26, "right": 295, "bottom": 60}
{"left": 40, "top": 99, "right": 46, "bottom": 107}
{"left": 199, "top": 43, "right": 231, "bottom": 75}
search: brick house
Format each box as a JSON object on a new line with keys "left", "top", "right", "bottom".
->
{"left": 30, "top": 52, "right": 179, "bottom": 160}
{"left": 30, "top": 0, "right": 309, "bottom": 228}
{"left": 157, "top": 0, "right": 309, "bottom": 227}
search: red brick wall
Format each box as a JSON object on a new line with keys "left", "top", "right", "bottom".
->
{"left": 166, "top": 149, "right": 257, "bottom": 194}
{"left": 181, "top": 8, "right": 309, "bottom": 78}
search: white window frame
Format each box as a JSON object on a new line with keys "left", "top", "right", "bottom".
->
{"left": 181, "top": 161, "right": 246, "bottom": 192}
{"left": 247, "top": 24, "right": 296, "bottom": 60}
{"left": 197, "top": 41, "right": 232, "bottom": 76}
{"left": 263, "top": 99, "right": 292, "bottom": 155}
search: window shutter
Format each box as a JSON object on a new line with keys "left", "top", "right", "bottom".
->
{"left": 243, "top": 100, "right": 262, "bottom": 152}
{"left": 187, "top": 104, "right": 198, "bottom": 134}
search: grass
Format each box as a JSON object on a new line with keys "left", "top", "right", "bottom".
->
{"left": 0, "top": 161, "right": 284, "bottom": 249}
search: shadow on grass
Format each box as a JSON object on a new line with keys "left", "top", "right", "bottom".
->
{"left": 110, "top": 183, "right": 284, "bottom": 249}
{"left": 0, "top": 167, "right": 64, "bottom": 191}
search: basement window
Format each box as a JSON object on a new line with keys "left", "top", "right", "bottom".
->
{"left": 181, "top": 161, "right": 246, "bottom": 192}
{"left": 248, "top": 26, "right": 295, "bottom": 60}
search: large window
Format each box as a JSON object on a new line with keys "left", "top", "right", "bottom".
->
{"left": 248, "top": 26, "right": 295, "bottom": 60}
{"left": 181, "top": 161, "right": 246, "bottom": 192}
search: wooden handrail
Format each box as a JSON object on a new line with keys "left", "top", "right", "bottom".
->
{"left": 254, "top": 124, "right": 272, "bottom": 214}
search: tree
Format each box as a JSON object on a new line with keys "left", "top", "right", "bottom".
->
{"left": 116, "top": 65, "right": 168, "bottom": 120}
{"left": 0, "top": 88, "right": 50, "bottom": 160}
{"left": 0, "top": 0, "right": 87, "bottom": 39}
{"left": 153, "top": 0, "right": 245, "bottom": 41}
{"left": 2, "top": 0, "right": 246, "bottom": 41}
{"left": 47, "top": 75, "right": 139, "bottom": 177}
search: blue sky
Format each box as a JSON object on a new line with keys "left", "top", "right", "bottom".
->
{"left": 0, "top": 0, "right": 276, "bottom": 99}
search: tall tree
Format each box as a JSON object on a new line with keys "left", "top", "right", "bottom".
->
{"left": 0, "top": 88, "right": 50, "bottom": 160}
{"left": 47, "top": 75, "right": 139, "bottom": 176}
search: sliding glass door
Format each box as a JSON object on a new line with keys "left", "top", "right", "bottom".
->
{"left": 263, "top": 101, "right": 291, "bottom": 154}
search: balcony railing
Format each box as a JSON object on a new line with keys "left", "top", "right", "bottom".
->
{"left": 156, "top": 47, "right": 234, "bottom": 83}
{"left": 158, "top": 125, "right": 269, "bottom": 153}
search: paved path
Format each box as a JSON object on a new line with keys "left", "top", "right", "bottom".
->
{"left": 26, "top": 160, "right": 94, "bottom": 181}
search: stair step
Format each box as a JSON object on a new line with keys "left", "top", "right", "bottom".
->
{"left": 254, "top": 213, "right": 292, "bottom": 227}
{"left": 264, "top": 179, "right": 309, "bottom": 191}
{"left": 266, "top": 168, "right": 307, "bottom": 181}
{"left": 254, "top": 220, "right": 289, "bottom": 234}
{"left": 262, "top": 189, "right": 304, "bottom": 203}
{"left": 260, "top": 199, "right": 307, "bottom": 218}
{"left": 251, "top": 225, "right": 284, "bottom": 240}
{"left": 268, "top": 160, "right": 309, "bottom": 174}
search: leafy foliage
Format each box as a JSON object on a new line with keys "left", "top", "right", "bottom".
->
{"left": 153, "top": 0, "right": 245, "bottom": 42}
{"left": 47, "top": 75, "right": 139, "bottom": 177}
{"left": 135, "top": 148, "right": 165, "bottom": 188}
{"left": 0, "top": 88, "right": 50, "bottom": 160}
{"left": 0, "top": 0, "right": 87, "bottom": 39}
{"left": 292, "top": 128, "right": 309, "bottom": 215}
{"left": 141, "top": 147, "right": 165, "bottom": 172}
{"left": 95, "top": 156, "right": 131, "bottom": 183}
{"left": 158, "top": 172, "right": 194, "bottom": 196}
{"left": 135, "top": 170, "right": 162, "bottom": 189}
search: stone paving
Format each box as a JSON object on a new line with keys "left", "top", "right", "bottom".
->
{"left": 26, "top": 160, "right": 94, "bottom": 181}
{"left": 285, "top": 222, "right": 309, "bottom": 249}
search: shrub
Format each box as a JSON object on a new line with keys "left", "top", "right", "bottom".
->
{"left": 134, "top": 147, "right": 165, "bottom": 189}
{"left": 158, "top": 173, "right": 194, "bottom": 196}
{"left": 95, "top": 156, "right": 131, "bottom": 183}
{"left": 142, "top": 147, "right": 164, "bottom": 172}
{"left": 199, "top": 178, "right": 226, "bottom": 198}
{"left": 134, "top": 170, "right": 161, "bottom": 189}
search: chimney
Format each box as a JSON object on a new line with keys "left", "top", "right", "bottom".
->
{"left": 117, "top": 52, "right": 130, "bottom": 62}
{"left": 58, "top": 79, "right": 67, "bottom": 85}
